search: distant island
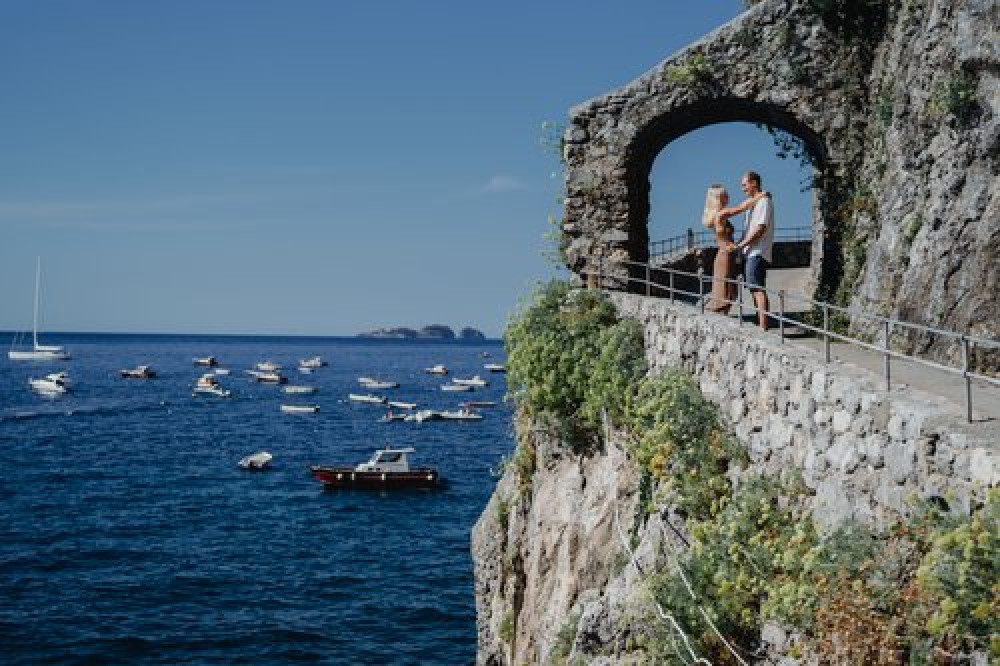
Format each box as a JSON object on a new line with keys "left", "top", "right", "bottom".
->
{"left": 357, "top": 325, "right": 486, "bottom": 340}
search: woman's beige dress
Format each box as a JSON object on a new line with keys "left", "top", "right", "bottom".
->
{"left": 707, "top": 218, "right": 737, "bottom": 313}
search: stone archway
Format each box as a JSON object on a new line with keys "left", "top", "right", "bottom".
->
{"left": 560, "top": 0, "right": 870, "bottom": 298}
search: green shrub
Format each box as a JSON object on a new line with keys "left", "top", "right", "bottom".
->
{"left": 505, "top": 280, "right": 646, "bottom": 447}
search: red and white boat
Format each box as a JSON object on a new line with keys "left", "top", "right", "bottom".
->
{"left": 309, "top": 447, "right": 441, "bottom": 489}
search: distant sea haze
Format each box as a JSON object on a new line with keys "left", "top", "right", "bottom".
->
{"left": 1, "top": 333, "right": 511, "bottom": 664}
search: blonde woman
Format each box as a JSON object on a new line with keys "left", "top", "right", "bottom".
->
{"left": 704, "top": 184, "right": 737, "bottom": 313}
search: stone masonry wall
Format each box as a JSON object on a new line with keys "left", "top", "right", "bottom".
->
{"left": 609, "top": 292, "right": 997, "bottom": 527}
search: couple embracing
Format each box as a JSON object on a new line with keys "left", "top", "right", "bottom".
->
{"left": 703, "top": 171, "right": 775, "bottom": 330}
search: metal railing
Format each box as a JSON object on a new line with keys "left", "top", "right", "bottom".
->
{"left": 583, "top": 256, "right": 1000, "bottom": 423}
{"left": 649, "top": 226, "right": 812, "bottom": 263}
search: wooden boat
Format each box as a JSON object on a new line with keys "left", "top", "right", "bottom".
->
{"left": 280, "top": 404, "right": 320, "bottom": 414}
{"left": 238, "top": 451, "right": 273, "bottom": 470}
{"left": 309, "top": 447, "right": 441, "bottom": 489}
{"left": 120, "top": 365, "right": 156, "bottom": 379}
{"left": 247, "top": 370, "right": 288, "bottom": 384}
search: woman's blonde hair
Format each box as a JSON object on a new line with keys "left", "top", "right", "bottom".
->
{"left": 702, "top": 184, "right": 728, "bottom": 229}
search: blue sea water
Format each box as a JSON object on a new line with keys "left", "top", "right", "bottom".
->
{"left": 0, "top": 334, "right": 512, "bottom": 665}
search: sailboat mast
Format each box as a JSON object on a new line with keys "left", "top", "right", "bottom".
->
{"left": 33, "top": 257, "right": 41, "bottom": 349}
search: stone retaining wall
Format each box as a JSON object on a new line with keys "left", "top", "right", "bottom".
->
{"left": 609, "top": 292, "right": 997, "bottom": 528}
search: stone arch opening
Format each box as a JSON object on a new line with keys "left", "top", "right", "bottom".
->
{"left": 624, "top": 98, "right": 827, "bottom": 266}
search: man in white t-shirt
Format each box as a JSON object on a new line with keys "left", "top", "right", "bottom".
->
{"left": 719, "top": 171, "right": 774, "bottom": 330}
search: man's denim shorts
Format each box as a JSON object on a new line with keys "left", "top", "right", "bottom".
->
{"left": 745, "top": 254, "right": 768, "bottom": 291}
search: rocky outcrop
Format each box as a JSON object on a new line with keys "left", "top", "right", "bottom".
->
{"left": 561, "top": 0, "right": 998, "bottom": 368}
{"left": 472, "top": 293, "right": 997, "bottom": 664}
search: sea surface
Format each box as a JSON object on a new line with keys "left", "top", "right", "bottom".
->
{"left": 0, "top": 334, "right": 513, "bottom": 665}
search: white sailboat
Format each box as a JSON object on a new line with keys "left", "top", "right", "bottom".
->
{"left": 8, "top": 258, "right": 70, "bottom": 361}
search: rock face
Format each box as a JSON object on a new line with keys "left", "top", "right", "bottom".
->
{"left": 561, "top": 0, "right": 998, "bottom": 369}
{"left": 472, "top": 293, "right": 997, "bottom": 664}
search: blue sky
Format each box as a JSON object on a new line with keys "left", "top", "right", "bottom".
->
{"left": 0, "top": 1, "right": 812, "bottom": 338}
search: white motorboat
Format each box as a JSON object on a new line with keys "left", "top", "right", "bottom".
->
{"left": 193, "top": 373, "right": 231, "bottom": 397}
{"left": 387, "top": 400, "right": 416, "bottom": 410}
{"left": 407, "top": 409, "right": 443, "bottom": 423}
{"left": 246, "top": 370, "right": 288, "bottom": 384}
{"left": 254, "top": 361, "right": 282, "bottom": 372}
{"left": 453, "top": 375, "right": 488, "bottom": 387}
{"left": 380, "top": 412, "right": 408, "bottom": 422}
{"left": 213, "top": 368, "right": 231, "bottom": 375}
{"left": 238, "top": 451, "right": 273, "bottom": 470}
{"left": 299, "top": 356, "right": 327, "bottom": 369}
{"left": 359, "top": 377, "right": 399, "bottom": 389}
{"left": 348, "top": 393, "right": 387, "bottom": 405}
{"left": 8, "top": 258, "right": 70, "bottom": 361}
{"left": 484, "top": 363, "right": 506, "bottom": 373}
{"left": 280, "top": 404, "right": 320, "bottom": 414}
{"left": 424, "top": 364, "right": 448, "bottom": 375}
{"left": 441, "top": 383, "right": 473, "bottom": 392}
{"left": 29, "top": 371, "right": 70, "bottom": 395}
{"left": 283, "top": 385, "right": 319, "bottom": 394}
{"left": 439, "top": 408, "right": 483, "bottom": 421}
{"left": 193, "top": 356, "right": 218, "bottom": 367}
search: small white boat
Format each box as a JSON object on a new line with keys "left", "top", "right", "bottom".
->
{"left": 283, "top": 385, "right": 319, "bottom": 394}
{"left": 439, "top": 408, "right": 483, "bottom": 421}
{"left": 348, "top": 393, "right": 387, "bottom": 404}
{"left": 359, "top": 377, "right": 399, "bottom": 389}
{"left": 484, "top": 363, "right": 506, "bottom": 373}
{"left": 424, "top": 364, "right": 449, "bottom": 375}
{"left": 193, "top": 356, "right": 218, "bottom": 367}
{"left": 246, "top": 370, "right": 288, "bottom": 384}
{"left": 254, "top": 361, "right": 282, "bottom": 372}
{"left": 299, "top": 356, "right": 327, "bottom": 369}
{"left": 213, "top": 368, "right": 231, "bottom": 375}
{"left": 238, "top": 451, "right": 273, "bottom": 470}
{"left": 193, "top": 373, "right": 231, "bottom": 397}
{"left": 387, "top": 400, "right": 416, "bottom": 410}
{"left": 441, "top": 383, "right": 473, "bottom": 392}
{"left": 280, "top": 404, "right": 320, "bottom": 414}
{"left": 29, "top": 371, "right": 69, "bottom": 395}
{"left": 453, "top": 375, "right": 488, "bottom": 387}
{"left": 298, "top": 366, "right": 313, "bottom": 374}
{"left": 380, "top": 412, "right": 408, "bottom": 422}
{"left": 407, "top": 409, "right": 443, "bottom": 423}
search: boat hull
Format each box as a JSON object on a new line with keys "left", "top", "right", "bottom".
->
{"left": 309, "top": 466, "right": 441, "bottom": 489}
{"left": 9, "top": 349, "right": 70, "bottom": 361}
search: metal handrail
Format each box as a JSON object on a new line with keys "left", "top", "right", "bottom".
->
{"left": 650, "top": 225, "right": 811, "bottom": 262}
{"left": 584, "top": 256, "right": 1000, "bottom": 423}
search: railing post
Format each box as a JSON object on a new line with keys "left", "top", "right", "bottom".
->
{"left": 737, "top": 274, "right": 744, "bottom": 326}
{"left": 962, "top": 336, "right": 972, "bottom": 423}
{"left": 823, "top": 303, "right": 831, "bottom": 362}
{"left": 669, "top": 270, "right": 675, "bottom": 304}
{"left": 778, "top": 290, "right": 785, "bottom": 343}
{"left": 645, "top": 263, "right": 651, "bottom": 297}
{"left": 698, "top": 268, "right": 705, "bottom": 313}
{"left": 883, "top": 320, "right": 891, "bottom": 390}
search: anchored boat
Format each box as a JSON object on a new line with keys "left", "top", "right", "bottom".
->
{"left": 309, "top": 447, "right": 441, "bottom": 489}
